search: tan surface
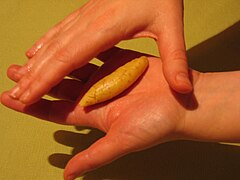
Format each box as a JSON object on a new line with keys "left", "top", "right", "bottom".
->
{"left": 0, "top": 0, "right": 240, "bottom": 179}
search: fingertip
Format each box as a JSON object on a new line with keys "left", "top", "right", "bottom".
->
{"left": 26, "top": 42, "right": 43, "bottom": 58}
{"left": 7, "top": 64, "right": 21, "bottom": 73}
{"left": 25, "top": 51, "right": 33, "bottom": 59}
{"left": 63, "top": 134, "right": 127, "bottom": 179}
{"left": 0, "top": 91, "right": 4, "bottom": 104}
{"left": 64, "top": 152, "right": 88, "bottom": 180}
{"left": 64, "top": 173, "right": 76, "bottom": 180}
{"left": 1, "top": 91, "right": 19, "bottom": 107}
{"left": 7, "top": 65, "right": 17, "bottom": 77}
{"left": 0, "top": 91, "right": 19, "bottom": 108}
{"left": 165, "top": 73, "right": 192, "bottom": 94}
{"left": 174, "top": 83, "right": 193, "bottom": 94}
{"left": 174, "top": 72, "right": 193, "bottom": 94}
{"left": 0, "top": 91, "right": 7, "bottom": 105}
{"left": 163, "top": 64, "right": 192, "bottom": 94}
{"left": 26, "top": 48, "right": 37, "bottom": 58}
{"left": 161, "top": 55, "right": 192, "bottom": 94}
{"left": 25, "top": 47, "right": 36, "bottom": 58}
{"left": 7, "top": 65, "right": 22, "bottom": 81}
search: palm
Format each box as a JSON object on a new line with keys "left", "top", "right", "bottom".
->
{"left": 79, "top": 56, "right": 184, "bottom": 149}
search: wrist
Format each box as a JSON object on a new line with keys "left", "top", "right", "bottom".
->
{"left": 171, "top": 69, "right": 201, "bottom": 141}
{"left": 179, "top": 71, "right": 240, "bottom": 142}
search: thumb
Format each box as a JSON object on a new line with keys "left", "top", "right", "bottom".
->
{"left": 156, "top": 1, "right": 192, "bottom": 94}
{"left": 157, "top": 35, "right": 192, "bottom": 93}
{"left": 64, "top": 133, "right": 131, "bottom": 180}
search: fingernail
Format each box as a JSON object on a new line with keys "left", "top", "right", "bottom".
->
{"left": 9, "top": 85, "right": 20, "bottom": 99}
{"left": 176, "top": 73, "right": 191, "bottom": 86}
{"left": 176, "top": 72, "right": 187, "bottom": 80}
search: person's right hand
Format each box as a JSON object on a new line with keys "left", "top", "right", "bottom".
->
{"left": 8, "top": 0, "right": 192, "bottom": 105}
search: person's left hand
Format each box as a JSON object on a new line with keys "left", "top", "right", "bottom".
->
{"left": 1, "top": 48, "right": 198, "bottom": 180}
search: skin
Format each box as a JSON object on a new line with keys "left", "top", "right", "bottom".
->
{"left": 1, "top": 48, "right": 240, "bottom": 180}
{"left": 8, "top": 0, "right": 192, "bottom": 106}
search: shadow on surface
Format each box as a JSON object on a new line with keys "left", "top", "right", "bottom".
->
{"left": 49, "top": 129, "right": 240, "bottom": 180}
{"left": 188, "top": 20, "right": 240, "bottom": 72}
{"left": 48, "top": 127, "right": 105, "bottom": 169}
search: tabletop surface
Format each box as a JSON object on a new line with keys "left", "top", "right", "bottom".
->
{"left": 1, "top": 1, "right": 240, "bottom": 179}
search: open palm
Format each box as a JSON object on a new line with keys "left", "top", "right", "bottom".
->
{"left": 1, "top": 48, "right": 199, "bottom": 179}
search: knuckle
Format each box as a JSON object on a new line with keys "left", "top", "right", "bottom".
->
{"left": 169, "top": 49, "right": 187, "bottom": 62}
{"left": 24, "top": 68, "right": 35, "bottom": 81}
{"left": 45, "top": 26, "right": 60, "bottom": 38}
{"left": 46, "top": 40, "right": 62, "bottom": 53}
{"left": 54, "top": 49, "right": 71, "bottom": 64}
{"left": 47, "top": 40, "right": 71, "bottom": 64}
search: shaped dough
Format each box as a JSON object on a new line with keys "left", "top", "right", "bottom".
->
{"left": 80, "top": 56, "right": 149, "bottom": 107}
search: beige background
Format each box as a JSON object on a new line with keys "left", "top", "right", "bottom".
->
{"left": 0, "top": 0, "right": 240, "bottom": 179}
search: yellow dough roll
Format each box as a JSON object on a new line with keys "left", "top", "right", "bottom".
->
{"left": 80, "top": 56, "right": 149, "bottom": 107}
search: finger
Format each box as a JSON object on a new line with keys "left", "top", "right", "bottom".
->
{"left": 25, "top": 8, "right": 81, "bottom": 59}
{"left": 7, "top": 64, "right": 22, "bottom": 82}
{"left": 156, "top": 1, "right": 192, "bottom": 94}
{"left": 7, "top": 65, "right": 84, "bottom": 101}
{"left": 8, "top": 62, "right": 99, "bottom": 83}
{"left": 64, "top": 133, "right": 132, "bottom": 180}
{"left": 11, "top": 47, "right": 133, "bottom": 84}
{"left": 0, "top": 91, "right": 91, "bottom": 126}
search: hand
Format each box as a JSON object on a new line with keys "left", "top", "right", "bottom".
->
{"left": 1, "top": 47, "right": 198, "bottom": 179}
{"left": 8, "top": 0, "right": 192, "bottom": 105}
